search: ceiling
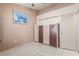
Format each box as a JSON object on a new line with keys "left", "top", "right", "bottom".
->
{"left": 16, "top": 3, "right": 56, "bottom": 11}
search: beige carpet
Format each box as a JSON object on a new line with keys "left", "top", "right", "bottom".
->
{"left": 0, "top": 41, "right": 79, "bottom": 56}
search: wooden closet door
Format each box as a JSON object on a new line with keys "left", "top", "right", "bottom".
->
{"left": 43, "top": 25, "right": 50, "bottom": 45}
{"left": 39, "top": 26, "right": 43, "bottom": 43}
{"left": 50, "top": 25, "right": 57, "bottom": 47}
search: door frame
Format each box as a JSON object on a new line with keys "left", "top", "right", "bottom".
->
{"left": 60, "top": 13, "right": 77, "bottom": 51}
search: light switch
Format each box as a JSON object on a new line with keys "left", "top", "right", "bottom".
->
{"left": 14, "top": 40, "right": 16, "bottom": 43}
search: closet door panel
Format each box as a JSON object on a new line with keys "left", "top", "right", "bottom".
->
{"left": 77, "top": 13, "right": 79, "bottom": 51}
{"left": 43, "top": 25, "right": 50, "bottom": 45}
{"left": 60, "top": 13, "right": 77, "bottom": 50}
{"left": 50, "top": 24, "right": 58, "bottom": 47}
{"left": 39, "top": 26, "right": 43, "bottom": 43}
